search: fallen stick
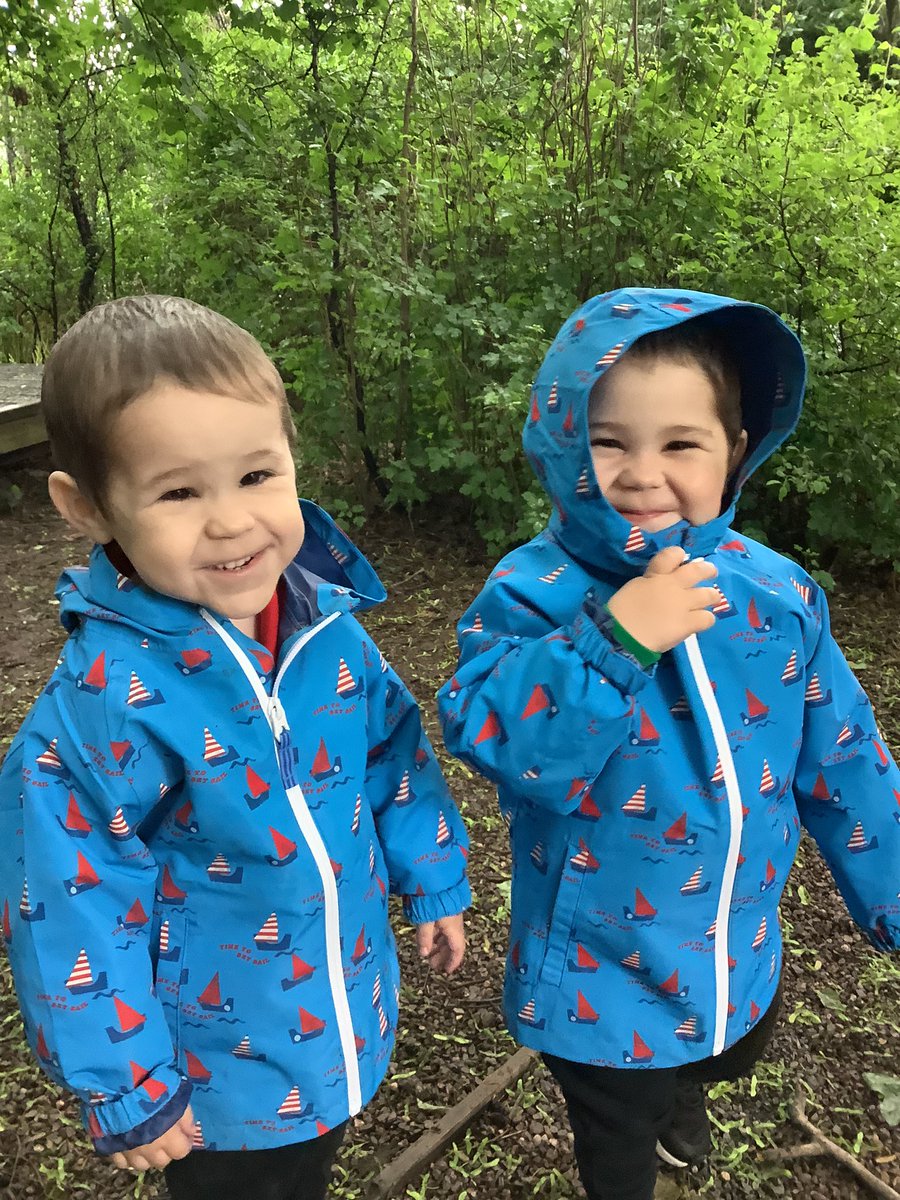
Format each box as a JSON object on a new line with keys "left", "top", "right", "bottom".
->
{"left": 763, "top": 1088, "right": 900, "bottom": 1200}
{"left": 369, "top": 1047, "right": 537, "bottom": 1199}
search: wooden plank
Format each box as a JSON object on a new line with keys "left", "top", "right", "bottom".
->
{"left": 0, "top": 413, "right": 46, "bottom": 456}
{"left": 0, "top": 364, "right": 45, "bottom": 453}
{"left": 369, "top": 1047, "right": 537, "bottom": 1199}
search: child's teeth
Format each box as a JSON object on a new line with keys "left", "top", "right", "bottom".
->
{"left": 219, "top": 555, "right": 252, "bottom": 570}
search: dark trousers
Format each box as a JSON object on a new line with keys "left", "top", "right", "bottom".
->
{"left": 164, "top": 1122, "right": 347, "bottom": 1200}
{"left": 543, "top": 990, "right": 781, "bottom": 1200}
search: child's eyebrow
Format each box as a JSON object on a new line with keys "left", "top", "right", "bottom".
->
{"left": 142, "top": 449, "right": 282, "bottom": 489}
{"left": 588, "top": 421, "right": 713, "bottom": 437}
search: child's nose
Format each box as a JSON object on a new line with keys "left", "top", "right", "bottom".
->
{"left": 620, "top": 452, "right": 664, "bottom": 488}
{"left": 205, "top": 498, "right": 255, "bottom": 539}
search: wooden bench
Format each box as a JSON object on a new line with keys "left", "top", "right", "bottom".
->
{"left": 0, "top": 364, "right": 45, "bottom": 456}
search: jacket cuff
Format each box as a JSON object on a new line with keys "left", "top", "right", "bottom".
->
{"left": 403, "top": 877, "right": 472, "bottom": 925}
{"left": 86, "top": 1069, "right": 191, "bottom": 1154}
{"left": 571, "top": 598, "right": 656, "bottom": 696}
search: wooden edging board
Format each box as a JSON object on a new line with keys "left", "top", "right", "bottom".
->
{"left": 369, "top": 1046, "right": 537, "bottom": 1199}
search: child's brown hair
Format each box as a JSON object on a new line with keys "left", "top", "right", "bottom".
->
{"left": 41, "top": 295, "right": 295, "bottom": 510}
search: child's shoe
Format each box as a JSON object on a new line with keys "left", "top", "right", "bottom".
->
{"left": 655, "top": 1079, "right": 712, "bottom": 1168}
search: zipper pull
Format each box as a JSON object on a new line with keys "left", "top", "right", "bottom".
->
{"left": 268, "top": 695, "right": 289, "bottom": 739}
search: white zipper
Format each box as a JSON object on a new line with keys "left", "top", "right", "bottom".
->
{"left": 683, "top": 633, "right": 744, "bottom": 1056}
{"left": 201, "top": 609, "right": 362, "bottom": 1115}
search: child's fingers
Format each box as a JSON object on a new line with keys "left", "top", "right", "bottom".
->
{"left": 643, "top": 546, "right": 689, "bottom": 577}
{"left": 416, "top": 922, "right": 436, "bottom": 960}
{"left": 675, "top": 558, "right": 718, "bottom": 585}
{"left": 686, "top": 586, "right": 721, "bottom": 611}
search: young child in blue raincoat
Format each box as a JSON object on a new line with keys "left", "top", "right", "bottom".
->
{"left": 437, "top": 288, "right": 899, "bottom": 1200}
{"left": 0, "top": 295, "right": 469, "bottom": 1200}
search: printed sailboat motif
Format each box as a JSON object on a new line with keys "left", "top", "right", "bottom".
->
{"left": 620, "top": 950, "right": 650, "bottom": 976}
{"left": 624, "top": 889, "right": 657, "bottom": 923}
{"left": 517, "top": 998, "right": 545, "bottom": 1029}
{"left": 202, "top": 727, "right": 238, "bottom": 765}
{"left": 311, "top": 738, "right": 342, "bottom": 781}
{"left": 680, "top": 867, "right": 710, "bottom": 896}
{"left": 759, "top": 860, "right": 777, "bottom": 893}
{"left": 663, "top": 813, "right": 696, "bottom": 846}
{"left": 266, "top": 827, "right": 298, "bottom": 867}
{"left": 350, "top": 794, "right": 362, "bottom": 835}
{"left": 621, "top": 784, "right": 657, "bottom": 821}
{"left": 176, "top": 647, "right": 212, "bottom": 675}
{"left": 658, "top": 970, "right": 689, "bottom": 998}
{"left": 623, "top": 1031, "right": 654, "bottom": 1064}
{"left": 66, "top": 948, "right": 108, "bottom": 994}
{"left": 290, "top": 1008, "right": 326, "bottom": 1043}
{"left": 277, "top": 1085, "right": 312, "bottom": 1119}
{"left": 207, "top": 853, "right": 243, "bottom": 884}
{"left": 350, "top": 926, "right": 371, "bottom": 966}
{"left": 781, "top": 650, "right": 801, "bottom": 685}
{"left": 670, "top": 695, "right": 691, "bottom": 721}
{"left": 37, "top": 738, "right": 67, "bottom": 777}
{"left": 436, "top": 811, "right": 453, "bottom": 848}
{"left": 254, "top": 913, "right": 290, "bottom": 952}
{"left": 568, "top": 943, "right": 600, "bottom": 973}
{"left": 530, "top": 841, "right": 548, "bottom": 873}
{"left": 64, "top": 851, "right": 102, "bottom": 896}
{"left": 105, "top": 997, "right": 146, "bottom": 1043}
{"left": 197, "top": 972, "right": 233, "bottom": 1012}
{"left": 569, "top": 839, "right": 600, "bottom": 874}
{"left": 628, "top": 710, "right": 660, "bottom": 747}
{"left": 281, "top": 954, "right": 315, "bottom": 990}
{"left": 185, "top": 1050, "right": 212, "bottom": 1083}
{"left": 847, "top": 821, "right": 878, "bottom": 854}
{"left": 232, "top": 1035, "right": 267, "bottom": 1061}
{"left": 244, "top": 765, "right": 270, "bottom": 810}
{"left": 108, "top": 807, "right": 134, "bottom": 841}
{"left": 336, "top": 658, "right": 363, "bottom": 698}
{"left": 75, "top": 652, "right": 107, "bottom": 693}
{"left": 675, "top": 1015, "right": 706, "bottom": 1043}
{"left": 173, "top": 800, "right": 199, "bottom": 834}
{"left": 567, "top": 990, "right": 599, "bottom": 1025}
{"left": 57, "top": 792, "right": 92, "bottom": 838}
{"left": 811, "top": 771, "right": 841, "bottom": 804}
{"left": 393, "top": 770, "right": 415, "bottom": 807}
{"left": 751, "top": 917, "right": 767, "bottom": 951}
{"left": 804, "top": 673, "right": 832, "bottom": 707}
{"left": 759, "top": 759, "right": 780, "bottom": 797}
{"left": 158, "top": 918, "right": 179, "bottom": 961}
{"left": 126, "top": 671, "right": 163, "bottom": 708}
{"left": 741, "top": 689, "right": 769, "bottom": 726}
{"left": 19, "top": 879, "right": 45, "bottom": 922}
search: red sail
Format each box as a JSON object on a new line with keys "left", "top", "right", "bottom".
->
{"left": 745, "top": 689, "right": 768, "bottom": 718}
{"left": 269, "top": 827, "right": 297, "bottom": 858}
{"left": 522, "top": 685, "right": 550, "bottom": 719}
{"left": 576, "top": 991, "right": 598, "bottom": 1020}
{"left": 659, "top": 970, "right": 680, "bottom": 994}
{"left": 75, "top": 852, "right": 100, "bottom": 886}
{"left": 160, "top": 865, "right": 186, "bottom": 900}
{"left": 246, "top": 766, "right": 268, "bottom": 797}
{"left": 114, "top": 997, "right": 145, "bottom": 1032}
{"left": 639, "top": 710, "right": 659, "bottom": 740}
{"left": 576, "top": 944, "right": 599, "bottom": 970}
{"left": 124, "top": 899, "right": 148, "bottom": 926}
{"left": 311, "top": 738, "right": 331, "bottom": 774}
{"left": 632, "top": 1032, "right": 653, "bottom": 1059}
{"left": 299, "top": 1008, "right": 326, "bottom": 1035}
{"left": 663, "top": 813, "right": 687, "bottom": 841}
{"left": 66, "top": 793, "right": 92, "bottom": 832}
{"left": 185, "top": 1050, "right": 212, "bottom": 1081}
{"left": 198, "top": 973, "right": 222, "bottom": 1006}
{"left": 634, "top": 889, "right": 656, "bottom": 917}
{"left": 85, "top": 652, "right": 107, "bottom": 688}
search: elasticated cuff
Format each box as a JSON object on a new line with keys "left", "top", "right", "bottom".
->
{"left": 85, "top": 1067, "right": 191, "bottom": 1153}
{"left": 403, "top": 877, "right": 472, "bottom": 926}
{"left": 571, "top": 603, "right": 656, "bottom": 696}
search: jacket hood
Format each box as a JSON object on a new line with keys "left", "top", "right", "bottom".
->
{"left": 56, "top": 499, "right": 386, "bottom": 636}
{"left": 522, "top": 288, "right": 806, "bottom": 578}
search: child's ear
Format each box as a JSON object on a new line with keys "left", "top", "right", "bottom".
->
{"left": 729, "top": 429, "right": 749, "bottom": 476}
{"left": 48, "top": 472, "right": 114, "bottom": 544}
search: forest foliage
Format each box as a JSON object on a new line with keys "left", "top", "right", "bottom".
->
{"left": 1, "top": 0, "right": 898, "bottom": 571}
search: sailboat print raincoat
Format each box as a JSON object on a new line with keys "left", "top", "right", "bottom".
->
{"left": 0, "top": 501, "right": 469, "bottom": 1151}
{"left": 438, "top": 288, "right": 899, "bottom": 1069}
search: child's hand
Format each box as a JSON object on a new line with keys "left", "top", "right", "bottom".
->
{"left": 107, "top": 1104, "right": 195, "bottom": 1172}
{"left": 416, "top": 914, "right": 466, "bottom": 975}
{"left": 607, "top": 546, "right": 719, "bottom": 654}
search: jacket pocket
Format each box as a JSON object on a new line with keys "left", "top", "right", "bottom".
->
{"left": 535, "top": 840, "right": 589, "bottom": 994}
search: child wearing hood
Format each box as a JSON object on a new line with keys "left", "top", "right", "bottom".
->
{"left": 0, "top": 295, "right": 469, "bottom": 1200}
{"left": 437, "top": 289, "right": 899, "bottom": 1200}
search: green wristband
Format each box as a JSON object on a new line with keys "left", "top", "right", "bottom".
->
{"left": 603, "top": 606, "right": 662, "bottom": 668}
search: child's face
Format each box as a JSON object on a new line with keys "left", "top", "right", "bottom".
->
{"left": 90, "top": 382, "right": 304, "bottom": 629}
{"left": 589, "top": 358, "right": 746, "bottom": 532}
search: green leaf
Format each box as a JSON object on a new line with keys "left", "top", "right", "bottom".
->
{"left": 864, "top": 1074, "right": 900, "bottom": 1127}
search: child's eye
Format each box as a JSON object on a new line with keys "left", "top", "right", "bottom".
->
{"left": 591, "top": 438, "right": 623, "bottom": 450}
{"left": 241, "top": 469, "right": 275, "bottom": 487}
{"left": 666, "top": 440, "right": 700, "bottom": 452}
{"left": 159, "top": 487, "right": 195, "bottom": 502}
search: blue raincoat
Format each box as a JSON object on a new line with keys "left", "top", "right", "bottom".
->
{"left": 0, "top": 501, "right": 469, "bottom": 1151}
{"left": 438, "top": 288, "right": 899, "bottom": 1069}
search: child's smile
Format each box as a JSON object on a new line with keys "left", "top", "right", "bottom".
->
{"left": 589, "top": 358, "right": 747, "bottom": 532}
